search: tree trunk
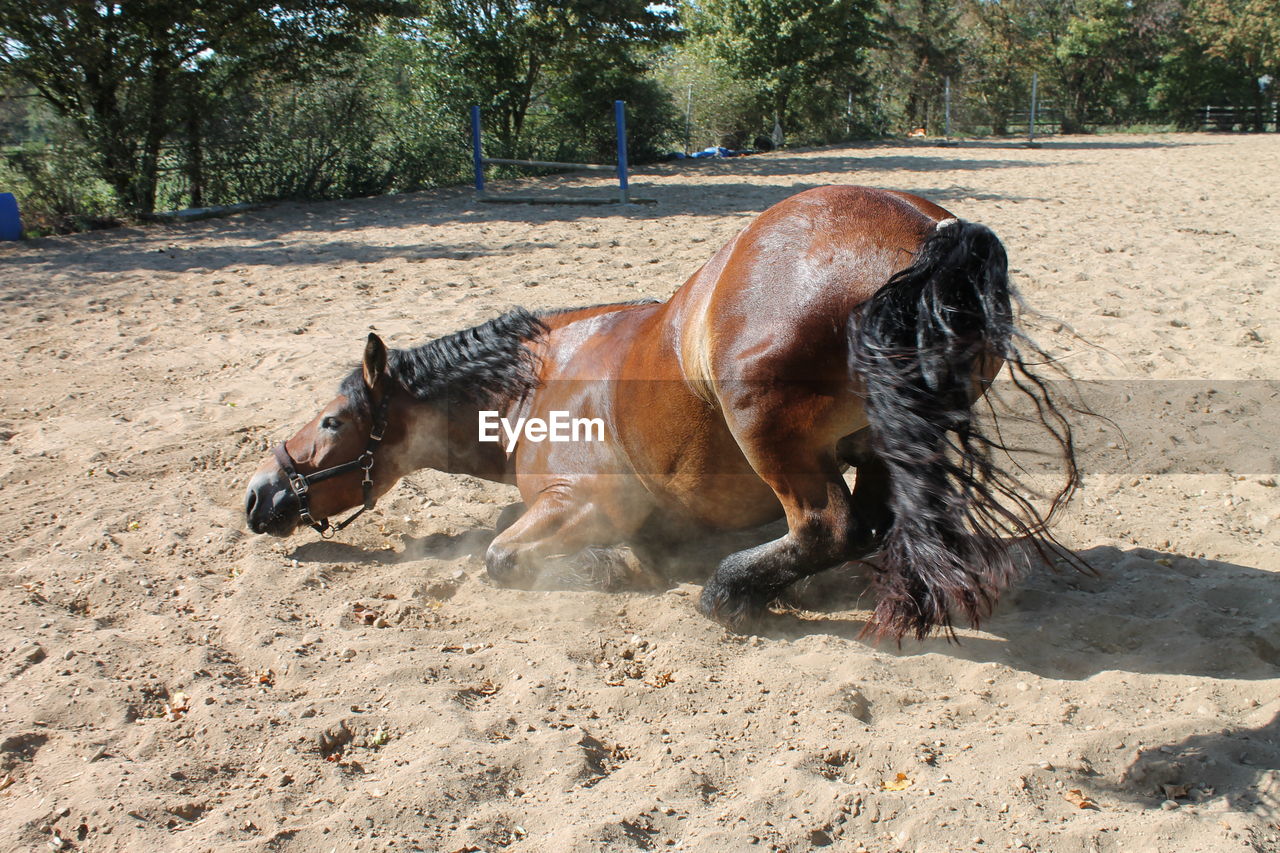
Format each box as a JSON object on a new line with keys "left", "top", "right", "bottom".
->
{"left": 82, "top": 77, "right": 139, "bottom": 212}
{"left": 136, "top": 57, "right": 173, "bottom": 215}
{"left": 1061, "top": 71, "right": 1089, "bottom": 134}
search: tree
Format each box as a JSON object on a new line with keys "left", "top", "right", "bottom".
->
{"left": 422, "top": 0, "right": 680, "bottom": 158}
{"left": 1194, "top": 0, "right": 1280, "bottom": 74}
{"left": 1190, "top": 0, "right": 1279, "bottom": 127}
{"left": 0, "top": 0, "right": 407, "bottom": 214}
{"left": 881, "top": 0, "right": 964, "bottom": 133}
{"left": 1050, "top": 0, "right": 1159, "bottom": 130}
{"left": 693, "top": 0, "right": 882, "bottom": 143}
{"left": 655, "top": 40, "right": 764, "bottom": 151}
{"left": 962, "top": 0, "right": 1038, "bottom": 135}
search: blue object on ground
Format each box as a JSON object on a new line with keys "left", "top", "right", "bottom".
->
{"left": 0, "top": 192, "right": 21, "bottom": 240}
{"left": 687, "top": 146, "right": 756, "bottom": 159}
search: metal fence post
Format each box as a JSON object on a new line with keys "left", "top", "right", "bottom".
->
{"left": 1029, "top": 72, "right": 1039, "bottom": 144}
{"left": 615, "top": 100, "right": 630, "bottom": 205}
{"left": 470, "top": 105, "right": 485, "bottom": 194}
{"left": 684, "top": 84, "right": 693, "bottom": 155}
{"left": 944, "top": 76, "right": 952, "bottom": 140}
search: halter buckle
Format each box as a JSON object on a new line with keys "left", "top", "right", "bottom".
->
{"left": 288, "top": 472, "right": 310, "bottom": 496}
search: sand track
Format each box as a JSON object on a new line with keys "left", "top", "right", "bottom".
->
{"left": 1, "top": 134, "right": 1278, "bottom": 852}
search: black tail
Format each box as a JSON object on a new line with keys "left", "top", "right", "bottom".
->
{"left": 849, "top": 219, "right": 1080, "bottom": 641}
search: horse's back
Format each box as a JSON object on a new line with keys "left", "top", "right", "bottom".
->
{"left": 669, "top": 185, "right": 950, "bottom": 390}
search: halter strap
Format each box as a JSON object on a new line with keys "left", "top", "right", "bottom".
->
{"left": 274, "top": 393, "right": 390, "bottom": 538}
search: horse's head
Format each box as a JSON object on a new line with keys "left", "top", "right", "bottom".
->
{"left": 246, "top": 312, "right": 542, "bottom": 538}
{"left": 245, "top": 333, "right": 409, "bottom": 537}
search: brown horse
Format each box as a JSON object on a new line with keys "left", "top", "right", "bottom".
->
{"left": 244, "top": 186, "right": 1078, "bottom": 639}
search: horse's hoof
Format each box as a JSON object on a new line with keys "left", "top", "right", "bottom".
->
{"left": 698, "top": 582, "right": 765, "bottom": 632}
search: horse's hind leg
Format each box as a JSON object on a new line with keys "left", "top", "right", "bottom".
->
{"left": 698, "top": 452, "right": 856, "bottom": 628}
{"left": 837, "top": 428, "right": 894, "bottom": 556}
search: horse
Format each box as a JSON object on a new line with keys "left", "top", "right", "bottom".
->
{"left": 244, "top": 185, "right": 1078, "bottom": 640}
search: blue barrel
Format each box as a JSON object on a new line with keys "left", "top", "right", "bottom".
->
{"left": 0, "top": 192, "right": 21, "bottom": 240}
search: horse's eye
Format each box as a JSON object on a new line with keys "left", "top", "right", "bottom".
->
{"left": 321, "top": 416, "right": 342, "bottom": 431}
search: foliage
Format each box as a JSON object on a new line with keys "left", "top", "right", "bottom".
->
{"left": 880, "top": 0, "right": 965, "bottom": 132}
{"left": 654, "top": 42, "right": 767, "bottom": 150}
{"left": 1, "top": 0, "right": 1276, "bottom": 236}
{"left": 1193, "top": 0, "right": 1280, "bottom": 75}
{"left": 959, "top": 0, "right": 1038, "bottom": 135}
{"left": 422, "top": 0, "right": 681, "bottom": 159}
{"left": 193, "top": 33, "right": 468, "bottom": 203}
{"left": 0, "top": 0, "right": 408, "bottom": 213}
{"left": 1, "top": 134, "right": 121, "bottom": 234}
{"left": 693, "top": 0, "right": 882, "bottom": 142}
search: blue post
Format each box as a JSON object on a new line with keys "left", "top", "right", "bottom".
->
{"left": 614, "top": 100, "right": 630, "bottom": 205}
{"left": 470, "top": 105, "right": 485, "bottom": 194}
{"left": 0, "top": 192, "right": 21, "bottom": 241}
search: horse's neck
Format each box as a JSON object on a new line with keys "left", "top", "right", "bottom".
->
{"left": 387, "top": 397, "right": 493, "bottom": 484}
{"left": 471, "top": 390, "right": 535, "bottom": 483}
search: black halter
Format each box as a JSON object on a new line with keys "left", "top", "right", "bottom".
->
{"left": 273, "top": 394, "right": 391, "bottom": 538}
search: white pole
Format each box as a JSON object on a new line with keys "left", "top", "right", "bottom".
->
{"left": 944, "top": 76, "right": 952, "bottom": 140}
{"left": 684, "top": 83, "right": 693, "bottom": 155}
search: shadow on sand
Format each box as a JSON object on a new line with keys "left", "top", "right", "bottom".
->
{"left": 1106, "top": 711, "right": 1280, "bottom": 817}
{"left": 763, "top": 543, "right": 1280, "bottom": 682}
{"left": 291, "top": 513, "right": 1279, "bottom": 685}
{"left": 0, "top": 137, "right": 1107, "bottom": 296}
{"left": 288, "top": 526, "right": 494, "bottom": 565}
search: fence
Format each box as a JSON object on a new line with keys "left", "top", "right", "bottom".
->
{"left": 1199, "top": 105, "right": 1279, "bottom": 133}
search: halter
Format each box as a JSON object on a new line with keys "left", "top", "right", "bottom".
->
{"left": 272, "top": 394, "right": 391, "bottom": 538}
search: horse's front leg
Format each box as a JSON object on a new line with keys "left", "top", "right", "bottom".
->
{"left": 698, "top": 459, "right": 859, "bottom": 630}
{"left": 698, "top": 416, "right": 891, "bottom": 630}
{"left": 484, "top": 489, "right": 664, "bottom": 592}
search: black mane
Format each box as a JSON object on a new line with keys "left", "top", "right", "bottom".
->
{"left": 338, "top": 299, "right": 661, "bottom": 415}
{"left": 340, "top": 308, "right": 548, "bottom": 415}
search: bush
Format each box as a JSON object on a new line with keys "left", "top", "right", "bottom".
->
{"left": 0, "top": 137, "right": 122, "bottom": 235}
{"left": 193, "top": 37, "right": 469, "bottom": 205}
{"left": 544, "top": 67, "right": 682, "bottom": 164}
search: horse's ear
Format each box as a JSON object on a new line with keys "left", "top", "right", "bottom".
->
{"left": 362, "top": 333, "right": 387, "bottom": 393}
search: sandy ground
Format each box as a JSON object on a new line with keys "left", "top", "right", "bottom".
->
{"left": 1, "top": 133, "right": 1278, "bottom": 853}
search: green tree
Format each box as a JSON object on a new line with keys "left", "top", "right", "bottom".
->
{"left": 881, "top": 0, "right": 964, "bottom": 133}
{"left": 655, "top": 41, "right": 764, "bottom": 151}
{"left": 693, "top": 0, "right": 881, "bottom": 143}
{"left": 196, "top": 31, "right": 468, "bottom": 203}
{"left": 1191, "top": 0, "right": 1279, "bottom": 127}
{"left": 1050, "top": 0, "right": 1156, "bottom": 130}
{"left": 961, "top": 0, "right": 1038, "bottom": 135}
{"left": 423, "top": 0, "right": 680, "bottom": 158}
{"left": 0, "top": 0, "right": 406, "bottom": 214}
{"left": 1194, "top": 0, "right": 1280, "bottom": 74}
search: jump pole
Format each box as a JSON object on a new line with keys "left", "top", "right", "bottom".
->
{"left": 469, "top": 101, "right": 651, "bottom": 205}
{"left": 937, "top": 76, "right": 958, "bottom": 146}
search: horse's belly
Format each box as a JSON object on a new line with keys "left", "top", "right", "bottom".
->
{"left": 632, "top": 427, "right": 784, "bottom": 530}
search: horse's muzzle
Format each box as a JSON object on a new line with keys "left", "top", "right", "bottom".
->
{"left": 244, "top": 472, "right": 301, "bottom": 536}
